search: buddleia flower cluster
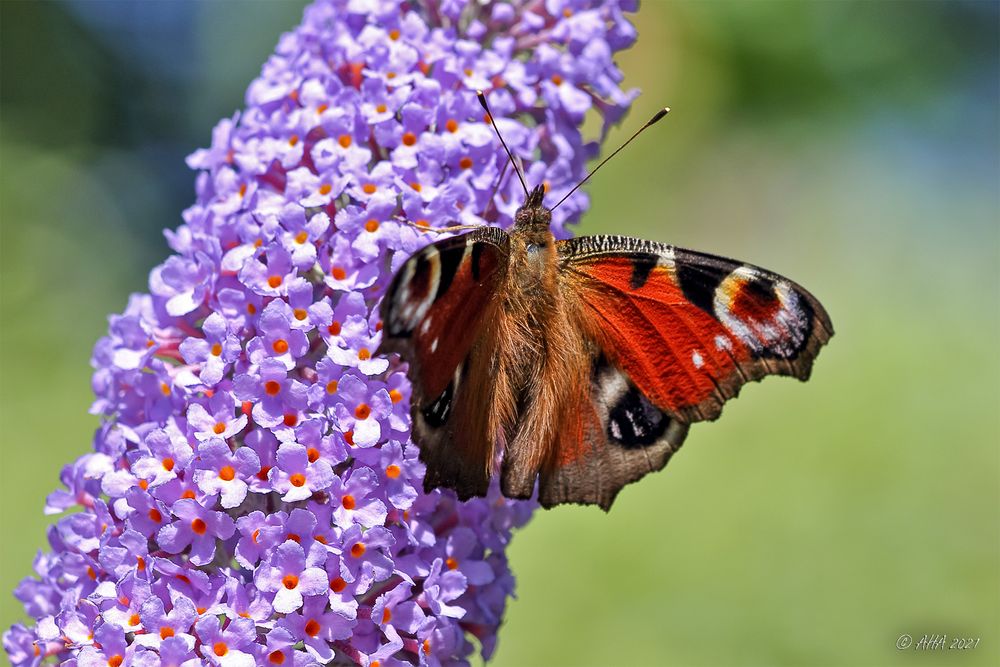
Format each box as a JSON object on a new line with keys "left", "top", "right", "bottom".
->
{"left": 4, "top": 0, "right": 638, "bottom": 664}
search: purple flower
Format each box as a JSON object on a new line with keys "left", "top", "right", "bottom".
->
{"left": 134, "top": 596, "right": 197, "bottom": 651}
{"left": 271, "top": 442, "right": 335, "bottom": 502}
{"left": 192, "top": 438, "right": 261, "bottom": 508}
{"left": 193, "top": 615, "right": 258, "bottom": 667}
{"left": 247, "top": 299, "right": 310, "bottom": 370}
{"left": 277, "top": 596, "right": 355, "bottom": 662}
{"left": 185, "top": 390, "right": 247, "bottom": 441}
{"left": 156, "top": 498, "right": 236, "bottom": 565}
{"left": 179, "top": 312, "right": 242, "bottom": 387}
{"left": 255, "top": 541, "right": 329, "bottom": 614}
{"left": 131, "top": 427, "right": 193, "bottom": 488}
{"left": 6, "top": 0, "right": 639, "bottom": 663}
{"left": 233, "top": 358, "right": 309, "bottom": 428}
{"left": 330, "top": 467, "right": 389, "bottom": 529}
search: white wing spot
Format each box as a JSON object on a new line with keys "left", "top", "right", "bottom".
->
{"left": 714, "top": 335, "right": 733, "bottom": 351}
{"left": 430, "top": 338, "right": 439, "bottom": 353}
{"left": 691, "top": 350, "right": 704, "bottom": 369}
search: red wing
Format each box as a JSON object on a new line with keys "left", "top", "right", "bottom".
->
{"left": 558, "top": 235, "right": 833, "bottom": 423}
{"left": 378, "top": 226, "right": 510, "bottom": 498}
{"left": 380, "top": 226, "right": 508, "bottom": 398}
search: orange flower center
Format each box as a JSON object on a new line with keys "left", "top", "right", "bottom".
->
{"left": 330, "top": 577, "right": 347, "bottom": 593}
{"left": 338, "top": 134, "right": 352, "bottom": 148}
{"left": 267, "top": 275, "right": 282, "bottom": 288}
{"left": 282, "top": 574, "right": 299, "bottom": 589}
{"left": 290, "top": 473, "right": 306, "bottom": 487}
{"left": 219, "top": 466, "right": 235, "bottom": 482}
{"left": 350, "top": 542, "right": 366, "bottom": 558}
{"left": 402, "top": 132, "right": 416, "bottom": 146}
{"left": 213, "top": 422, "right": 226, "bottom": 434}
{"left": 331, "top": 267, "right": 347, "bottom": 280}
{"left": 355, "top": 404, "right": 371, "bottom": 420}
{"left": 191, "top": 518, "right": 207, "bottom": 535}
{"left": 342, "top": 494, "right": 356, "bottom": 510}
{"left": 386, "top": 464, "right": 401, "bottom": 479}
{"left": 213, "top": 642, "right": 228, "bottom": 657}
{"left": 365, "top": 219, "right": 379, "bottom": 232}
{"left": 265, "top": 381, "right": 281, "bottom": 396}
{"left": 272, "top": 339, "right": 289, "bottom": 354}
{"left": 445, "top": 118, "right": 458, "bottom": 133}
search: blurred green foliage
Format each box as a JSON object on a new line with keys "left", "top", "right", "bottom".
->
{"left": 1, "top": 2, "right": 997, "bottom": 665}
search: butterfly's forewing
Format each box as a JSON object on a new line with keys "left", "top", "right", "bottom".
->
{"left": 560, "top": 235, "right": 832, "bottom": 422}
{"left": 379, "top": 226, "right": 510, "bottom": 498}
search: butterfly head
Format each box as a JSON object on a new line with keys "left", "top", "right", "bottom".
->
{"left": 514, "top": 184, "right": 551, "bottom": 231}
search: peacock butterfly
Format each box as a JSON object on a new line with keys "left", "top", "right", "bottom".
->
{"left": 377, "top": 94, "right": 833, "bottom": 510}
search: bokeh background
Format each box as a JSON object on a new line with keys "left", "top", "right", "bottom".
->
{"left": 1, "top": 1, "right": 997, "bottom": 665}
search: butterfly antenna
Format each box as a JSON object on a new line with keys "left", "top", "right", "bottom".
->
{"left": 477, "top": 90, "right": 529, "bottom": 197}
{"left": 552, "top": 107, "right": 671, "bottom": 211}
{"left": 481, "top": 158, "right": 510, "bottom": 221}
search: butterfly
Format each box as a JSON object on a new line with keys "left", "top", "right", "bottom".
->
{"left": 378, "top": 99, "right": 833, "bottom": 511}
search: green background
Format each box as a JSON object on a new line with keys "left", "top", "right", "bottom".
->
{"left": 1, "top": 2, "right": 997, "bottom": 666}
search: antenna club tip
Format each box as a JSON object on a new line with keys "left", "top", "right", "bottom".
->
{"left": 649, "top": 107, "right": 671, "bottom": 124}
{"left": 476, "top": 90, "right": 489, "bottom": 109}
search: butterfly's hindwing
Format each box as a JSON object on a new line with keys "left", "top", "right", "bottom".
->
{"left": 536, "top": 356, "right": 688, "bottom": 510}
{"left": 421, "top": 375, "right": 455, "bottom": 428}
